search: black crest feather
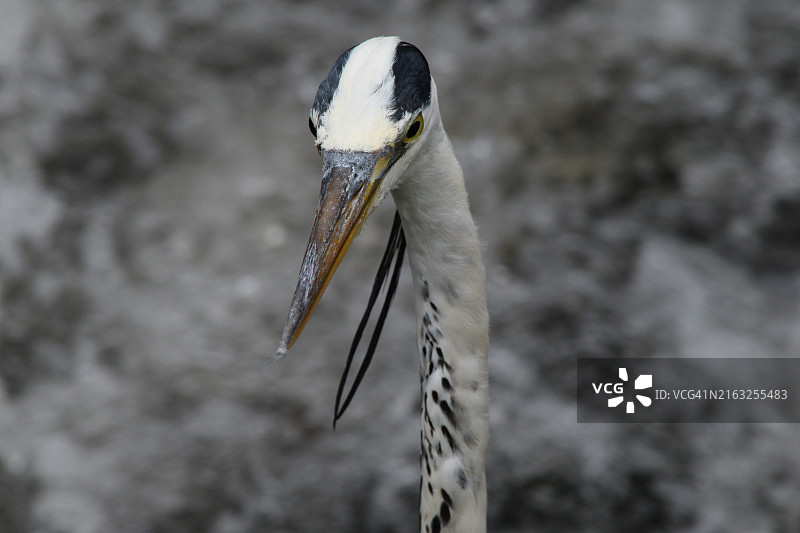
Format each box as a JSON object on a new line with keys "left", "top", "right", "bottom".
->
{"left": 333, "top": 211, "right": 406, "bottom": 427}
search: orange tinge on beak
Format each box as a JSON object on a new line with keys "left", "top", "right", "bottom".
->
{"left": 275, "top": 151, "right": 387, "bottom": 358}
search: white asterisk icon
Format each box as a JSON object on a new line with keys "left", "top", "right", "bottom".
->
{"left": 608, "top": 367, "right": 653, "bottom": 413}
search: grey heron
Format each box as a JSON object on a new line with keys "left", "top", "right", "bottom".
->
{"left": 276, "top": 36, "right": 489, "bottom": 533}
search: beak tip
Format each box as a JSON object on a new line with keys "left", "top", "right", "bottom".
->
{"left": 272, "top": 344, "right": 288, "bottom": 362}
{"left": 275, "top": 319, "right": 297, "bottom": 360}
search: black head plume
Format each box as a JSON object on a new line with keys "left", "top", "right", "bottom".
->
{"left": 333, "top": 211, "right": 405, "bottom": 427}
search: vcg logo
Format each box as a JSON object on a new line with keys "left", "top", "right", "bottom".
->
{"left": 591, "top": 367, "right": 653, "bottom": 413}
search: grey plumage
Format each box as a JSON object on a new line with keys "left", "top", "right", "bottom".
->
{"left": 277, "top": 36, "right": 489, "bottom": 533}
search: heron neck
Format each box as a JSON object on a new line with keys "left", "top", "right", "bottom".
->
{"left": 392, "top": 122, "right": 489, "bottom": 533}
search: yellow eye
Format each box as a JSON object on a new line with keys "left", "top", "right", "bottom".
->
{"left": 404, "top": 114, "right": 423, "bottom": 143}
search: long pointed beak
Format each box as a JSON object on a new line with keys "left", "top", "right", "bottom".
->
{"left": 276, "top": 150, "right": 390, "bottom": 357}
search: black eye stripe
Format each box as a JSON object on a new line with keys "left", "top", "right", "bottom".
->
{"left": 312, "top": 45, "right": 355, "bottom": 117}
{"left": 392, "top": 42, "right": 431, "bottom": 122}
{"left": 309, "top": 117, "right": 317, "bottom": 137}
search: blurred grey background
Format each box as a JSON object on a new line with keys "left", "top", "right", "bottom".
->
{"left": 1, "top": 0, "right": 800, "bottom": 532}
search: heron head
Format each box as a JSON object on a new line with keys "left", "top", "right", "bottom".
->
{"left": 277, "top": 36, "right": 434, "bottom": 356}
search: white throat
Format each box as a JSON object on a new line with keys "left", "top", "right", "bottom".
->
{"left": 392, "top": 112, "right": 489, "bottom": 533}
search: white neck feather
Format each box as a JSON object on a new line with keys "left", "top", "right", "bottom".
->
{"left": 392, "top": 112, "right": 489, "bottom": 533}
